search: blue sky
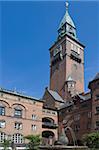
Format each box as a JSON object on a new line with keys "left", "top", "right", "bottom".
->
{"left": 0, "top": 1, "right": 99, "bottom": 98}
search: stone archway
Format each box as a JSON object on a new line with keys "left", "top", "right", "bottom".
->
{"left": 42, "top": 131, "right": 55, "bottom": 146}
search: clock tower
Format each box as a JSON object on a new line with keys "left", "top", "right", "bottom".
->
{"left": 49, "top": 2, "right": 85, "bottom": 100}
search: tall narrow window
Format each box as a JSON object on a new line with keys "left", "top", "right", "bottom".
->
{"left": 0, "top": 121, "right": 5, "bottom": 128}
{"left": 77, "top": 47, "right": 80, "bottom": 54}
{"left": 96, "top": 121, "right": 99, "bottom": 129}
{"left": 32, "top": 125, "right": 37, "bottom": 131}
{"left": 74, "top": 114, "right": 80, "bottom": 121}
{"left": 32, "top": 114, "right": 37, "bottom": 120}
{"left": 96, "top": 106, "right": 99, "bottom": 114}
{"left": 0, "top": 106, "right": 5, "bottom": 116}
{"left": 0, "top": 132, "right": 6, "bottom": 143}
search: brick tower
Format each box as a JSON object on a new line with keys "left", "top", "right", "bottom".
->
{"left": 49, "top": 2, "right": 85, "bottom": 100}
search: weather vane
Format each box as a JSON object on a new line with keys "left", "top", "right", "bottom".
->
{"left": 66, "top": 1, "right": 69, "bottom": 11}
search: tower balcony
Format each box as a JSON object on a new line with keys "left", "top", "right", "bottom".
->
{"left": 70, "top": 50, "right": 81, "bottom": 63}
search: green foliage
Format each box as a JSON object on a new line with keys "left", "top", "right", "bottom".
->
{"left": 2, "top": 139, "right": 10, "bottom": 150}
{"left": 25, "top": 134, "right": 41, "bottom": 150}
{"left": 82, "top": 132, "right": 99, "bottom": 148}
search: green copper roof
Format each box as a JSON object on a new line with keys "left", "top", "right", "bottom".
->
{"left": 58, "top": 2, "right": 77, "bottom": 39}
{"left": 58, "top": 2, "right": 76, "bottom": 30}
{"left": 59, "top": 10, "right": 75, "bottom": 29}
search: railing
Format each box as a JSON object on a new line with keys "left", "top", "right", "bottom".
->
{"left": 70, "top": 50, "right": 81, "bottom": 63}
{"left": 42, "top": 122, "right": 58, "bottom": 129}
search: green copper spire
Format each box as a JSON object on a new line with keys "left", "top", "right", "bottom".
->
{"left": 58, "top": 1, "right": 77, "bottom": 39}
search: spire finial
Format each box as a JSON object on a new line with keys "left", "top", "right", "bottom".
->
{"left": 66, "top": 1, "right": 69, "bottom": 11}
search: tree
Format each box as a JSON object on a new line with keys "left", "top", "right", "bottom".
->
{"left": 25, "top": 135, "right": 41, "bottom": 150}
{"left": 2, "top": 139, "right": 10, "bottom": 150}
{"left": 82, "top": 132, "right": 99, "bottom": 148}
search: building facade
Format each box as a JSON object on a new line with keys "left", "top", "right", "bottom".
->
{"left": 0, "top": 1, "right": 99, "bottom": 148}
{"left": 0, "top": 88, "right": 58, "bottom": 148}
{"left": 88, "top": 73, "right": 99, "bottom": 131}
{"left": 58, "top": 74, "right": 99, "bottom": 144}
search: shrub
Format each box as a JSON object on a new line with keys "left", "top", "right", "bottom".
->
{"left": 25, "top": 134, "right": 41, "bottom": 150}
{"left": 82, "top": 132, "right": 99, "bottom": 148}
{"left": 2, "top": 139, "right": 10, "bottom": 150}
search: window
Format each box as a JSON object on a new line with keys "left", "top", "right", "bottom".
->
{"left": 88, "top": 112, "right": 91, "bottom": 118}
{"left": 12, "top": 134, "right": 23, "bottom": 144}
{"left": 0, "top": 106, "right": 5, "bottom": 116}
{"left": 0, "top": 93, "right": 3, "bottom": 97}
{"left": 14, "top": 108, "right": 22, "bottom": 118}
{"left": 47, "top": 110, "right": 51, "bottom": 114}
{"left": 42, "top": 109, "right": 45, "bottom": 113}
{"left": 73, "top": 64, "right": 77, "bottom": 70}
{"left": 68, "top": 82, "right": 75, "bottom": 88}
{"left": 32, "top": 114, "right": 37, "bottom": 120}
{"left": 96, "top": 106, "right": 99, "bottom": 114}
{"left": 52, "top": 111, "right": 56, "bottom": 115}
{"left": 96, "top": 95, "right": 99, "bottom": 100}
{"left": 71, "top": 43, "right": 73, "bottom": 50}
{"left": 77, "top": 47, "right": 80, "bottom": 54}
{"left": 87, "top": 122, "right": 91, "bottom": 129}
{"left": 81, "top": 103, "right": 88, "bottom": 108}
{"left": 74, "top": 114, "right": 80, "bottom": 121}
{"left": 0, "top": 132, "right": 6, "bottom": 143}
{"left": 32, "top": 125, "right": 37, "bottom": 131}
{"left": 15, "top": 122, "right": 22, "bottom": 130}
{"left": 0, "top": 121, "right": 5, "bottom": 128}
{"left": 96, "top": 121, "right": 99, "bottom": 129}
{"left": 74, "top": 45, "right": 76, "bottom": 51}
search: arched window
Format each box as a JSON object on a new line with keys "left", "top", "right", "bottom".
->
{"left": 0, "top": 132, "right": 6, "bottom": 143}
{"left": 14, "top": 107, "right": 22, "bottom": 118}
{"left": 12, "top": 133, "right": 23, "bottom": 144}
{"left": 12, "top": 104, "right": 26, "bottom": 118}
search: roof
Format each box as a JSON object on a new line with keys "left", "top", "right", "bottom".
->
{"left": 93, "top": 73, "right": 99, "bottom": 81}
{"left": 59, "top": 100, "right": 74, "bottom": 110}
{"left": 59, "top": 10, "right": 75, "bottom": 30}
{"left": 0, "top": 88, "right": 43, "bottom": 103}
{"left": 74, "top": 93, "right": 91, "bottom": 102}
{"left": 88, "top": 72, "right": 99, "bottom": 88}
{"left": 67, "top": 76, "right": 74, "bottom": 82}
{"left": 47, "top": 89, "right": 64, "bottom": 103}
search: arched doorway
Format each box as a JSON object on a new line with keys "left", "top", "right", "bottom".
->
{"left": 42, "top": 131, "right": 55, "bottom": 145}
